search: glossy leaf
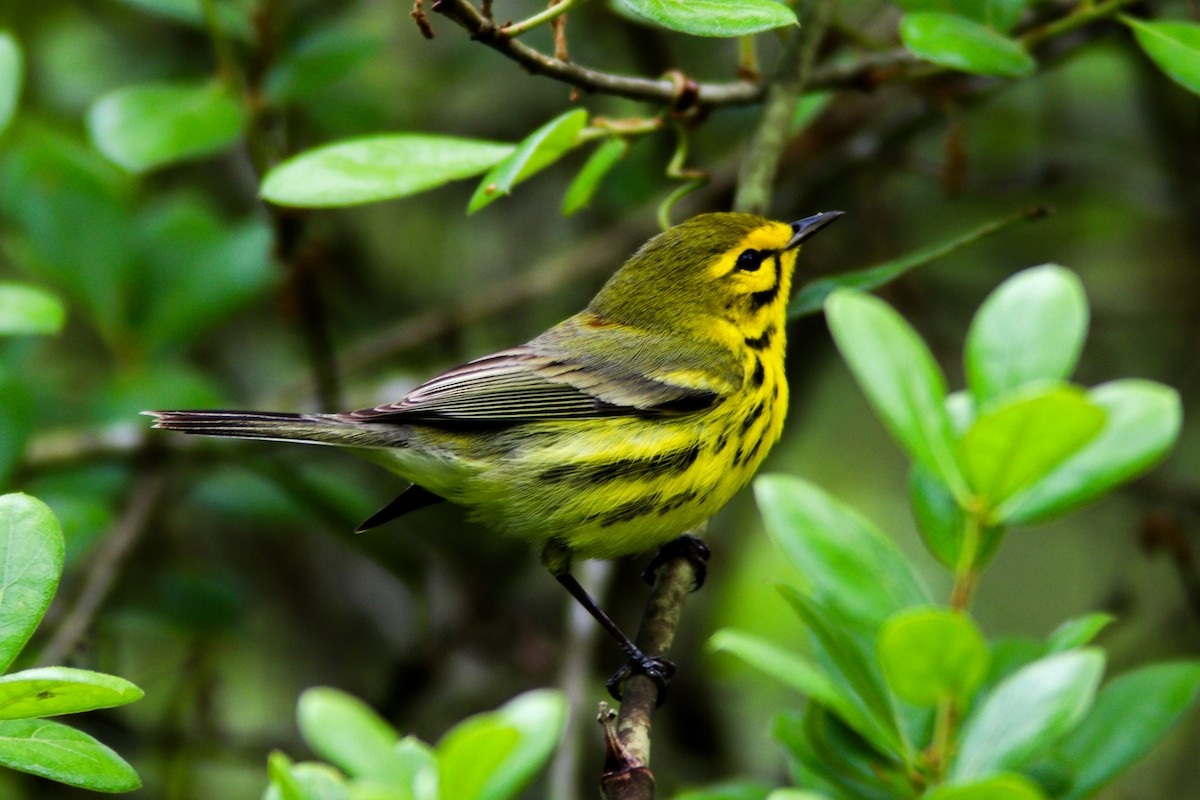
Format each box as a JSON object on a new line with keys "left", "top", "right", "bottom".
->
{"left": 922, "top": 773, "right": 1047, "bottom": 800}
{"left": 88, "top": 80, "right": 244, "bottom": 173}
{"left": 0, "top": 494, "right": 63, "bottom": 673}
{"left": 768, "top": 790, "right": 837, "bottom": 800}
{"left": 476, "top": 690, "right": 567, "bottom": 800}
{"left": 891, "top": 0, "right": 1028, "bottom": 32}
{"left": 952, "top": 649, "right": 1104, "bottom": 780}
{"left": 436, "top": 714, "right": 520, "bottom": 800}
{"left": 1003, "top": 380, "right": 1181, "bottom": 524}
{"left": 960, "top": 386, "right": 1105, "bottom": 510}
{"left": 1045, "top": 613, "right": 1113, "bottom": 653}
{"left": 878, "top": 607, "right": 989, "bottom": 706}
{"left": 616, "top": 0, "right": 796, "bottom": 37}
{"left": 0, "top": 717, "right": 140, "bottom": 791}
{"left": 468, "top": 109, "right": 587, "bottom": 213}
{"left": 755, "top": 475, "right": 928, "bottom": 629}
{"left": 0, "top": 283, "right": 65, "bottom": 336}
{"left": 1124, "top": 18, "right": 1200, "bottom": 96}
{"left": 296, "top": 687, "right": 407, "bottom": 783}
{"left": 264, "top": 755, "right": 349, "bottom": 800}
{"left": 1058, "top": 661, "right": 1200, "bottom": 799}
{"left": 0, "top": 667, "right": 143, "bottom": 719}
{"left": 262, "top": 135, "right": 513, "bottom": 207}
{"left": 0, "top": 32, "right": 21, "bottom": 136}
{"left": 825, "top": 290, "right": 967, "bottom": 498}
{"left": 900, "top": 13, "right": 1035, "bottom": 78}
{"left": 965, "top": 265, "right": 1088, "bottom": 405}
{"left": 709, "top": 629, "right": 887, "bottom": 750}
{"left": 779, "top": 588, "right": 905, "bottom": 757}
{"left": 910, "top": 465, "right": 964, "bottom": 569}
{"left": 562, "top": 137, "right": 628, "bottom": 216}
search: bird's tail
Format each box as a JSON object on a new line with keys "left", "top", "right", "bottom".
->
{"left": 145, "top": 409, "right": 405, "bottom": 448}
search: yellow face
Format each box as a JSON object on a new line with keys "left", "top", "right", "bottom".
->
{"left": 708, "top": 220, "right": 801, "bottom": 312}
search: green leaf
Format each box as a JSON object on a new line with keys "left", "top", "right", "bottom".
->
{"left": 1045, "top": 613, "right": 1113, "bottom": 653}
{"left": 111, "top": 0, "right": 255, "bottom": 41}
{"left": 88, "top": 80, "right": 245, "bottom": 173}
{"left": 965, "top": 265, "right": 1088, "bottom": 405}
{"left": 296, "top": 687, "right": 411, "bottom": 784}
{"left": 768, "top": 791, "right": 839, "bottom": 800}
{"left": 891, "top": 0, "right": 1028, "bottom": 32}
{"left": 0, "top": 283, "right": 65, "bottom": 336}
{"left": 878, "top": 607, "right": 989, "bottom": 706}
{"left": 262, "top": 135, "right": 513, "bottom": 207}
{"left": 0, "top": 494, "right": 64, "bottom": 673}
{"left": 922, "top": 773, "right": 1047, "bottom": 800}
{"left": 779, "top": 587, "right": 905, "bottom": 758}
{"left": 265, "top": 755, "right": 350, "bottom": 800}
{"left": 709, "top": 629, "right": 889, "bottom": 751}
{"left": 825, "top": 290, "right": 968, "bottom": 498}
{"left": 960, "top": 386, "right": 1105, "bottom": 511}
{"left": 900, "top": 13, "right": 1035, "bottom": 78}
{"left": 436, "top": 714, "right": 520, "bottom": 800}
{"left": 1057, "top": 661, "right": 1200, "bottom": 800}
{"left": 909, "top": 466, "right": 965, "bottom": 570}
{"left": 0, "top": 717, "right": 140, "bottom": 791}
{"left": 1123, "top": 18, "right": 1200, "bottom": 96}
{"left": 0, "top": 667, "right": 143, "bottom": 719}
{"left": 616, "top": 0, "right": 796, "bottom": 37}
{"left": 791, "top": 209, "right": 1047, "bottom": 320}
{"left": 468, "top": 109, "right": 587, "bottom": 213}
{"left": 952, "top": 649, "right": 1105, "bottom": 780}
{"left": 479, "top": 690, "right": 567, "bottom": 800}
{"left": 562, "top": 137, "right": 628, "bottom": 216}
{"left": 1003, "top": 380, "right": 1181, "bottom": 524}
{"left": 755, "top": 475, "right": 929, "bottom": 629}
{"left": 798, "top": 705, "right": 900, "bottom": 796}
{"left": 0, "top": 32, "right": 21, "bottom": 136}
{"left": 265, "top": 27, "right": 383, "bottom": 103}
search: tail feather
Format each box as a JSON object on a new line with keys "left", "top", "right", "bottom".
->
{"left": 144, "top": 409, "right": 406, "bottom": 448}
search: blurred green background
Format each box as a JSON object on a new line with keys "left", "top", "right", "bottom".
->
{"left": 1, "top": 0, "right": 1198, "bottom": 797}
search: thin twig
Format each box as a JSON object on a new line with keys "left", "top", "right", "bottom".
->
{"left": 37, "top": 472, "right": 169, "bottom": 666}
{"left": 599, "top": 536, "right": 702, "bottom": 799}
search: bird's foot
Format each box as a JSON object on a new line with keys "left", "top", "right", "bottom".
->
{"left": 641, "top": 533, "right": 711, "bottom": 591}
{"left": 605, "top": 649, "right": 677, "bottom": 707}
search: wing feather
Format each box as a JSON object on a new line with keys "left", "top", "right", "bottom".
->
{"left": 347, "top": 314, "right": 742, "bottom": 426}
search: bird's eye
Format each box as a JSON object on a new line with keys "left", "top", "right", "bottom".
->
{"left": 735, "top": 249, "right": 762, "bottom": 272}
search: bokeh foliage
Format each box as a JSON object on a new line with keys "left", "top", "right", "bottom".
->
{"left": 1, "top": 0, "right": 1199, "bottom": 798}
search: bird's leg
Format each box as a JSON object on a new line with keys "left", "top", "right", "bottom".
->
{"left": 553, "top": 570, "right": 675, "bottom": 705}
{"left": 641, "top": 533, "right": 711, "bottom": 590}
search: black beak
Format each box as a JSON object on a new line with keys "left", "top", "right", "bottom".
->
{"left": 786, "top": 210, "right": 844, "bottom": 250}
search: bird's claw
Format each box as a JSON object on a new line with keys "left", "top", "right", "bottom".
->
{"left": 641, "top": 534, "right": 711, "bottom": 591}
{"left": 605, "top": 653, "right": 676, "bottom": 707}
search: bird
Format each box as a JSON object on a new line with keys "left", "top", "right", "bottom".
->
{"left": 147, "top": 210, "right": 844, "bottom": 700}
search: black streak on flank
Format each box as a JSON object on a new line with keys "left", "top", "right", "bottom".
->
{"left": 740, "top": 401, "right": 764, "bottom": 434}
{"left": 748, "top": 253, "right": 784, "bottom": 311}
{"left": 540, "top": 443, "right": 701, "bottom": 484}
{"left": 750, "top": 357, "right": 765, "bottom": 387}
{"left": 744, "top": 325, "right": 774, "bottom": 351}
{"left": 599, "top": 495, "right": 662, "bottom": 527}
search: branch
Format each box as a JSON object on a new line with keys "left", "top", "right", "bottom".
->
{"left": 734, "top": 0, "right": 834, "bottom": 215}
{"left": 598, "top": 536, "right": 702, "bottom": 799}
{"left": 430, "top": 0, "right": 761, "bottom": 107}
{"left": 37, "top": 471, "right": 169, "bottom": 666}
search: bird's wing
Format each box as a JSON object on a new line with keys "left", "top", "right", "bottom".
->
{"left": 347, "top": 316, "right": 743, "bottom": 425}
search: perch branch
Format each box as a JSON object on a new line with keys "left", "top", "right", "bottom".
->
{"left": 599, "top": 535, "right": 703, "bottom": 799}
